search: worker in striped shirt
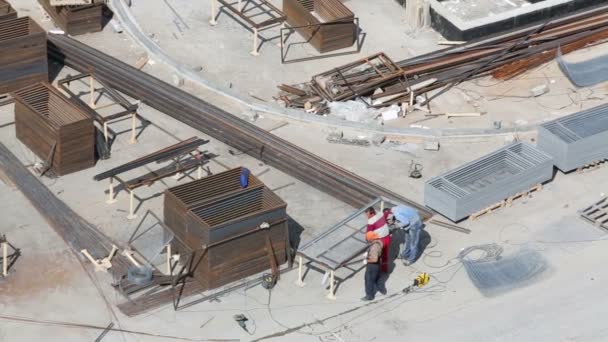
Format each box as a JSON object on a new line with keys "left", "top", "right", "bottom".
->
{"left": 365, "top": 207, "right": 391, "bottom": 273}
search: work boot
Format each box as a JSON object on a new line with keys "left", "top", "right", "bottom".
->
{"left": 361, "top": 296, "right": 374, "bottom": 301}
{"left": 379, "top": 288, "right": 387, "bottom": 296}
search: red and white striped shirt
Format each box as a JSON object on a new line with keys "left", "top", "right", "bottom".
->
{"left": 367, "top": 212, "right": 389, "bottom": 238}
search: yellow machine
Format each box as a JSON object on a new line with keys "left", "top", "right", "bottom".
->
{"left": 403, "top": 273, "right": 430, "bottom": 293}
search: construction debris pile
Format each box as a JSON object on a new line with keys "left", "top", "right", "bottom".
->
{"left": 278, "top": 5, "right": 608, "bottom": 114}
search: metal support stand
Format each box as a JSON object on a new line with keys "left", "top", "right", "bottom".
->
{"left": 127, "top": 190, "right": 137, "bottom": 220}
{"left": 2, "top": 241, "right": 7, "bottom": 277}
{"left": 209, "top": 0, "right": 217, "bottom": 25}
{"left": 129, "top": 112, "right": 137, "bottom": 144}
{"left": 251, "top": 28, "right": 260, "bottom": 56}
{"left": 103, "top": 121, "right": 109, "bottom": 145}
{"left": 122, "top": 249, "right": 141, "bottom": 267}
{"left": 326, "top": 270, "right": 336, "bottom": 300}
{"left": 106, "top": 177, "right": 117, "bottom": 204}
{"left": 295, "top": 255, "right": 306, "bottom": 287}
{"left": 166, "top": 244, "right": 172, "bottom": 274}
{"left": 89, "top": 77, "right": 96, "bottom": 109}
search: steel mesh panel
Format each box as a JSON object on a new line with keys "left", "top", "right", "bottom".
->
{"left": 425, "top": 142, "right": 553, "bottom": 221}
{"left": 538, "top": 103, "right": 608, "bottom": 171}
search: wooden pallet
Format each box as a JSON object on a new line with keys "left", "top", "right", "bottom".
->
{"left": 579, "top": 197, "right": 608, "bottom": 231}
{"left": 577, "top": 159, "right": 607, "bottom": 173}
{"left": 469, "top": 184, "right": 542, "bottom": 220}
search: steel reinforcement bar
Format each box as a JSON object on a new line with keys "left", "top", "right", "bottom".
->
{"left": 48, "top": 34, "right": 432, "bottom": 219}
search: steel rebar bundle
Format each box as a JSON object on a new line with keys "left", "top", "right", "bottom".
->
{"left": 0, "top": 143, "right": 128, "bottom": 273}
{"left": 47, "top": 34, "right": 432, "bottom": 219}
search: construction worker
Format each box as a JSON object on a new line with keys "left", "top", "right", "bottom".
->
{"left": 362, "top": 231, "right": 387, "bottom": 301}
{"left": 365, "top": 207, "right": 391, "bottom": 273}
{"left": 390, "top": 205, "right": 423, "bottom": 265}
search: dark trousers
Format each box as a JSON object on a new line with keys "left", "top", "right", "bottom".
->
{"left": 364, "top": 263, "right": 386, "bottom": 299}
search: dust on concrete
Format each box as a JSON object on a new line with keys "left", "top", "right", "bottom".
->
{"left": 0, "top": 249, "right": 77, "bottom": 300}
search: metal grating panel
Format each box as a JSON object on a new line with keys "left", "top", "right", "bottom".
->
{"left": 538, "top": 103, "right": 608, "bottom": 172}
{"left": 425, "top": 142, "right": 553, "bottom": 222}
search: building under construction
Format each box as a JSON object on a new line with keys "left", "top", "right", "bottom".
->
{"left": 1, "top": 0, "right": 608, "bottom": 341}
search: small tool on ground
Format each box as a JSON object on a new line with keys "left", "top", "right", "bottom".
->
{"left": 233, "top": 314, "right": 249, "bottom": 333}
{"left": 409, "top": 161, "right": 423, "bottom": 179}
{"left": 403, "top": 272, "right": 430, "bottom": 294}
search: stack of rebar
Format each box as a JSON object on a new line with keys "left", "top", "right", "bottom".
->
{"left": 278, "top": 4, "right": 608, "bottom": 111}
{"left": 0, "top": 143, "right": 128, "bottom": 274}
{"left": 47, "top": 33, "right": 432, "bottom": 219}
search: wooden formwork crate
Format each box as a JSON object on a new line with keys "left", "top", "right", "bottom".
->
{"left": 283, "top": 0, "right": 356, "bottom": 53}
{"left": 39, "top": 0, "right": 103, "bottom": 36}
{"left": 0, "top": 17, "right": 48, "bottom": 94}
{"left": 12, "top": 82, "right": 95, "bottom": 175}
{"left": 164, "top": 168, "right": 288, "bottom": 291}
{"left": 0, "top": 0, "right": 17, "bottom": 22}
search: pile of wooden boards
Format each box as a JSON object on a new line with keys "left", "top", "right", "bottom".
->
{"left": 283, "top": 0, "right": 356, "bottom": 53}
{"left": 12, "top": 82, "right": 95, "bottom": 175}
{"left": 0, "top": 17, "right": 48, "bottom": 94}
{"left": 164, "top": 167, "right": 288, "bottom": 291}
{"left": 39, "top": 0, "right": 104, "bottom": 35}
{"left": 0, "top": 0, "right": 17, "bottom": 22}
{"left": 278, "top": 4, "right": 608, "bottom": 112}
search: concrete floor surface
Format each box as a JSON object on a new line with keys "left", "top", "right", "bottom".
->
{"left": 2, "top": 1, "right": 608, "bottom": 341}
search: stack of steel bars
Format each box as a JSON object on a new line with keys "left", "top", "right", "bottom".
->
{"left": 278, "top": 4, "right": 608, "bottom": 111}
{"left": 47, "top": 34, "right": 432, "bottom": 219}
{"left": 0, "top": 143, "right": 129, "bottom": 274}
